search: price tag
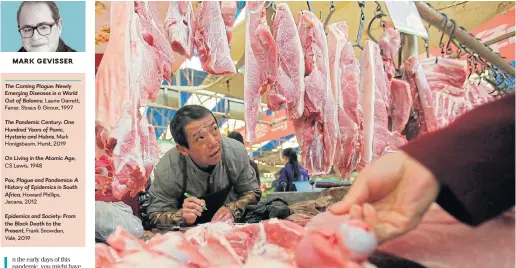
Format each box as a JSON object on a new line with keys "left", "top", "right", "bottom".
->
{"left": 385, "top": 1, "right": 429, "bottom": 39}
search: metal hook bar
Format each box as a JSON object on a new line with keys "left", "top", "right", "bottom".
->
{"left": 306, "top": 1, "right": 312, "bottom": 12}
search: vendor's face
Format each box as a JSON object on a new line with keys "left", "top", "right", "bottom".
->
{"left": 178, "top": 115, "right": 222, "bottom": 167}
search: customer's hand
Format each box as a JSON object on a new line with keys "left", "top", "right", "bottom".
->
{"left": 329, "top": 151, "right": 440, "bottom": 243}
{"left": 182, "top": 197, "right": 205, "bottom": 224}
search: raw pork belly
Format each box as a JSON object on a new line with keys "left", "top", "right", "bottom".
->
{"left": 359, "top": 41, "right": 391, "bottom": 164}
{"left": 164, "top": 1, "right": 194, "bottom": 57}
{"left": 294, "top": 10, "right": 337, "bottom": 175}
{"left": 194, "top": 1, "right": 236, "bottom": 75}
{"left": 250, "top": 10, "right": 278, "bottom": 110}
{"left": 404, "top": 56, "right": 438, "bottom": 133}
{"left": 221, "top": 1, "right": 237, "bottom": 44}
{"left": 327, "top": 22, "right": 363, "bottom": 179}
{"left": 389, "top": 79, "right": 412, "bottom": 133}
{"left": 378, "top": 28, "right": 401, "bottom": 82}
{"left": 95, "top": 1, "right": 171, "bottom": 200}
{"left": 244, "top": 1, "right": 265, "bottom": 143}
{"left": 420, "top": 57, "right": 468, "bottom": 93}
{"left": 272, "top": 3, "right": 305, "bottom": 117}
{"left": 96, "top": 218, "right": 378, "bottom": 267}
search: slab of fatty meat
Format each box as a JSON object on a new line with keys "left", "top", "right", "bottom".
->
{"left": 389, "top": 79, "right": 412, "bottom": 133}
{"left": 96, "top": 218, "right": 379, "bottom": 267}
{"left": 193, "top": 1, "right": 236, "bottom": 75}
{"left": 221, "top": 1, "right": 237, "bottom": 44}
{"left": 95, "top": 1, "right": 170, "bottom": 199}
{"left": 244, "top": 1, "right": 278, "bottom": 142}
{"left": 404, "top": 56, "right": 438, "bottom": 133}
{"left": 378, "top": 27, "right": 401, "bottom": 83}
{"left": 358, "top": 41, "right": 391, "bottom": 165}
{"left": 327, "top": 21, "right": 363, "bottom": 179}
{"left": 294, "top": 10, "right": 337, "bottom": 175}
{"left": 271, "top": 3, "right": 304, "bottom": 117}
{"left": 164, "top": 1, "right": 194, "bottom": 57}
{"left": 420, "top": 57, "right": 468, "bottom": 94}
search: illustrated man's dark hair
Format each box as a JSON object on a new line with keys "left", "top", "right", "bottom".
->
{"left": 17, "top": 1, "right": 61, "bottom": 27}
{"left": 227, "top": 131, "right": 244, "bottom": 144}
{"left": 169, "top": 105, "right": 218, "bottom": 149}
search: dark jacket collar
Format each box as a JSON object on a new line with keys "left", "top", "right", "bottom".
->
{"left": 18, "top": 38, "right": 76, "bottom": 52}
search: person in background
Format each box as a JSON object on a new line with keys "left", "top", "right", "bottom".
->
{"left": 227, "top": 131, "right": 261, "bottom": 186}
{"left": 147, "top": 105, "right": 261, "bottom": 226}
{"left": 276, "top": 148, "right": 309, "bottom": 192}
{"left": 330, "top": 93, "right": 515, "bottom": 244}
{"left": 17, "top": 1, "right": 76, "bottom": 52}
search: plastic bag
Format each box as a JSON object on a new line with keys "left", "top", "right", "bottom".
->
{"left": 95, "top": 201, "right": 144, "bottom": 242}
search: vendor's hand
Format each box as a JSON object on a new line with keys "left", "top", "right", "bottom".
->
{"left": 329, "top": 151, "right": 440, "bottom": 244}
{"left": 181, "top": 197, "right": 205, "bottom": 224}
{"left": 211, "top": 206, "right": 233, "bottom": 223}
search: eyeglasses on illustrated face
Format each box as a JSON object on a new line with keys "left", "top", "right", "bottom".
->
{"left": 18, "top": 21, "right": 57, "bottom": 38}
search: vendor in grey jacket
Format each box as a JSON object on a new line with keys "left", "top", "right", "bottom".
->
{"left": 147, "top": 105, "right": 261, "bottom": 226}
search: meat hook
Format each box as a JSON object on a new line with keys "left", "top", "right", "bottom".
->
{"left": 352, "top": 1, "right": 365, "bottom": 49}
{"left": 323, "top": 1, "right": 336, "bottom": 31}
{"left": 306, "top": 1, "right": 313, "bottom": 12}
{"left": 445, "top": 19, "right": 457, "bottom": 55}
{"left": 366, "top": 13, "right": 385, "bottom": 43}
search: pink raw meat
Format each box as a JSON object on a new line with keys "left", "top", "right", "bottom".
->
{"left": 295, "top": 10, "right": 337, "bottom": 175}
{"left": 96, "top": 218, "right": 378, "bottom": 268}
{"left": 379, "top": 204, "right": 515, "bottom": 268}
{"left": 297, "top": 212, "right": 377, "bottom": 268}
{"left": 96, "top": 226, "right": 210, "bottom": 268}
{"left": 272, "top": 3, "right": 305, "bottom": 119}
{"left": 378, "top": 28, "right": 401, "bottom": 82}
{"left": 194, "top": 1, "right": 236, "bottom": 75}
{"left": 389, "top": 79, "right": 412, "bottom": 133}
{"left": 221, "top": 1, "right": 237, "bottom": 44}
{"left": 404, "top": 56, "right": 438, "bottom": 132}
{"left": 420, "top": 57, "right": 468, "bottom": 93}
{"left": 328, "top": 22, "right": 363, "bottom": 179}
{"left": 465, "top": 78, "right": 495, "bottom": 107}
{"left": 432, "top": 90, "right": 471, "bottom": 129}
{"left": 164, "top": 1, "right": 194, "bottom": 57}
{"left": 134, "top": 1, "right": 173, "bottom": 102}
{"left": 244, "top": 1, "right": 267, "bottom": 143}
{"left": 95, "top": 2, "right": 170, "bottom": 200}
{"left": 359, "top": 41, "right": 391, "bottom": 164}
{"left": 250, "top": 19, "right": 278, "bottom": 97}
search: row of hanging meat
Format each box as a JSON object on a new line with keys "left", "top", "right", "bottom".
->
{"left": 241, "top": 2, "right": 497, "bottom": 178}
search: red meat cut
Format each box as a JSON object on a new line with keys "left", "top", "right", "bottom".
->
{"left": 221, "top": 1, "right": 237, "bottom": 45}
{"left": 244, "top": 1, "right": 268, "bottom": 143}
{"left": 328, "top": 21, "right": 363, "bottom": 179}
{"left": 272, "top": 3, "right": 305, "bottom": 119}
{"left": 294, "top": 10, "right": 337, "bottom": 175}
{"left": 95, "top": 1, "right": 172, "bottom": 200}
{"left": 193, "top": 1, "right": 236, "bottom": 75}
{"left": 164, "top": 1, "right": 194, "bottom": 57}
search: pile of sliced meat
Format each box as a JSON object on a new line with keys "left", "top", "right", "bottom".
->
{"left": 242, "top": 3, "right": 497, "bottom": 177}
{"left": 95, "top": 1, "right": 237, "bottom": 200}
{"left": 96, "top": 215, "right": 378, "bottom": 268}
